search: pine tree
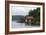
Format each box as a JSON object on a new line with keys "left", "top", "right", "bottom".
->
{"left": 28, "top": 8, "right": 40, "bottom": 26}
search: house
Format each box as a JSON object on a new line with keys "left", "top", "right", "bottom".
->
{"left": 24, "top": 16, "right": 34, "bottom": 23}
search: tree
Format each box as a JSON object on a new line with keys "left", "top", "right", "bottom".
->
{"left": 28, "top": 8, "right": 40, "bottom": 26}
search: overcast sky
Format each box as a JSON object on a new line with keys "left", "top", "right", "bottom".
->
{"left": 12, "top": 6, "right": 37, "bottom": 16}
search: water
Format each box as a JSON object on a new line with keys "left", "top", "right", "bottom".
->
{"left": 12, "top": 21, "right": 32, "bottom": 28}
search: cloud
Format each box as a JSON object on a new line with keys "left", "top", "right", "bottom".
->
{"left": 12, "top": 6, "right": 37, "bottom": 16}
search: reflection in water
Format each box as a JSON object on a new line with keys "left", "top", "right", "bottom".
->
{"left": 12, "top": 21, "right": 39, "bottom": 28}
{"left": 12, "top": 21, "right": 32, "bottom": 28}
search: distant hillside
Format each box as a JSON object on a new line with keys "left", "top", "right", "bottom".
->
{"left": 12, "top": 15, "right": 25, "bottom": 21}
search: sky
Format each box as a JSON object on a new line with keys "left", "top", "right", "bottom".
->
{"left": 12, "top": 6, "right": 37, "bottom": 16}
